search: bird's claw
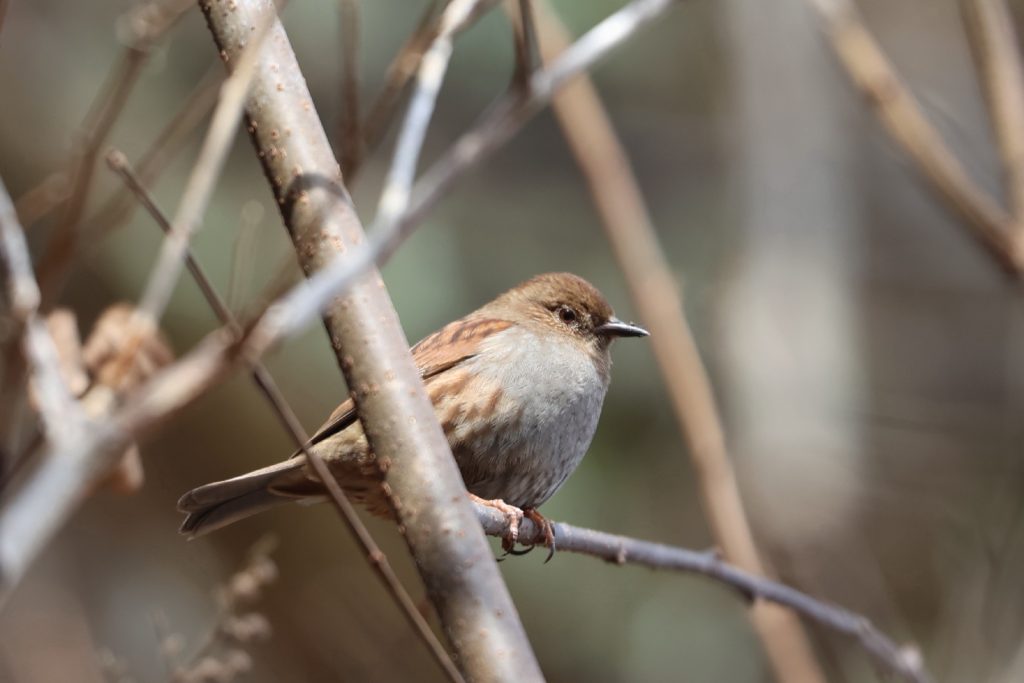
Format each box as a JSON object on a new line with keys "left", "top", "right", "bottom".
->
{"left": 469, "top": 494, "right": 524, "bottom": 553}
{"left": 523, "top": 508, "right": 556, "bottom": 563}
{"left": 469, "top": 495, "right": 556, "bottom": 561}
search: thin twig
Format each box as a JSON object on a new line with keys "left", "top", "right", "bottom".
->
{"left": 358, "top": 1, "right": 443, "bottom": 175}
{"left": 101, "top": 6, "right": 278, "bottom": 395}
{"left": 530, "top": 3, "right": 829, "bottom": 683}
{"left": 805, "top": 0, "right": 1024, "bottom": 273}
{"left": 378, "top": 0, "right": 682, "bottom": 265}
{"left": 31, "top": 0, "right": 195, "bottom": 300}
{"left": 106, "top": 151, "right": 464, "bottom": 683}
{"left": 337, "top": 0, "right": 363, "bottom": 177}
{"left": 86, "top": 65, "right": 221, "bottom": 243}
{"left": 0, "top": 177, "right": 87, "bottom": 447}
{"left": 133, "top": 9, "right": 277, "bottom": 330}
{"left": 960, "top": 0, "right": 1024, "bottom": 229}
{"left": 373, "top": 0, "right": 493, "bottom": 231}
{"left": 226, "top": 203, "right": 262, "bottom": 311}
{"left": 509, "top": 0, "right": 539, "bottom": 87}
{"left": 475, "top": 506, "right": 932, "bottom": 683}
{"left": 16, "top": 52, "right": 145, "bottom": 233}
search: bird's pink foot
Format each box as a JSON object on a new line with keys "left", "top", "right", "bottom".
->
{"left": 469, "top": 494, "right": 524, "bottom": 553}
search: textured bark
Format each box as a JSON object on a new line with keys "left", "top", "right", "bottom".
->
{"left": 198, "top": 1, "right": 542, "bottom": 680}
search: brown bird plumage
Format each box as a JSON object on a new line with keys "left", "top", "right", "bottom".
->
{"left": 178, "top": 273, "right": 647, "bottom": 539}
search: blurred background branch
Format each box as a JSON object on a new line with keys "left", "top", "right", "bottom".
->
{"left": 805, "top": 0, "right": 1024, "bottom": 273}
{"left": 960, "top": 0, "right": 1024, "bottom": 226}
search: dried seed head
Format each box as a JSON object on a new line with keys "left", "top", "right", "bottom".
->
{"left": 222, "top": 612, "right": 271, "bottom": 643}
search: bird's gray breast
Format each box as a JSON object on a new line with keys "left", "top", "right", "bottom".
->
{"left": 455, "top": 327, "right": 609, "bottom": 508}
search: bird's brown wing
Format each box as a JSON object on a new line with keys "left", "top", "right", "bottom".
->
{"left": 303, "top": 317, "right": 515, "bottom": 448}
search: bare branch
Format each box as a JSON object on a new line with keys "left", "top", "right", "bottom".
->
{"left": 0, "top": 177, "right": 88, "bottom": 446}
{"left": 960, "top": 0, "right": 1024, "bottom": 227}
{"left": 509, "top": 0, "right": 539, "bottom": 87}
{"left": 133, "top": 8, "right": 276, "bottom": 330}
{"left": 337, "top": 0, "right": 362, "bottom": 177}
{"left": 0, "top": 187, "right": 40, "bottom": 320}
{"left": 476, "top": 506, "right": 933, "bottom": 683}
{"left": 199, "top": 1, "right": 542, "bottom": 679}
{"left": 804, "top": 0, "right": 1024, "bottom": 273}
{"left": 86, "top": 65, "right": 221, "bottom": 243}
{"left": 106, "top": 151, "right": 464, "bottom": 683}
{"left": 30, "top": 0, "right": 195, "bottom": 299}
{"left": 391, "top": 0, "right": 683, "bottom": 258}
{"left": 374, "top": 0, "right": 494, "bottom": 230}
{"left": 358, "top": 1, "right": 442, "bottom": 172}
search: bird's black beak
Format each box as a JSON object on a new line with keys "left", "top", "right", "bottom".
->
{"left": 595, "top": 317, "right": 649, "bottom": 338}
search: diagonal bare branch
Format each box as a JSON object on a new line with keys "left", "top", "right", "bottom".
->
{"left": 0, "top": 177, "right": 88, "bottom": 447}
{"left": 133, "top": 9, "right": 277, "bottom": 329}
{"left": 358, "top": 1, "right": 443, "bottom": 174}
{"left": 105, "top": 150, "right": 464, "bottom": 683}
{"left": 86, "top": 65, "right": 221, "bottom": 244}
{"left": 960, "top": 0, "right": 1024, "bottom": 229}
{"left": 805, "top": 0, "right": 1024, "bottom": 273}
{"left": 30, "top": 0, "right": 195, "bottom": 300}
{"left": 365, "top": 0, "right": 685, "bottom": 271}
{"left": 509, "top": 0, "right": 539, "bottom": 87}
{"left": 373, "top": 0, "right": 496, "bottom": 230}
{"left": 337, "top": 0, "right": 362, "bottom": 177}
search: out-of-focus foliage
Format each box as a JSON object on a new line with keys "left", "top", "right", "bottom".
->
{"left": 1, "top": 0, "right": 1022, "bottom": 681}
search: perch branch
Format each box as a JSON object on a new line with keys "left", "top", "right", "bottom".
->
{"left": 960, "top": 0, "right": 1024, "bottom": 226}
{"left": 529, "top": 3, "right": 826, "bottom": 682}
{"left": 105, "top": 151, "right": 463, "bottom": 683}
{"left": 804, "top": 0, "right": 1024, "bottom": 273}
{"left": 199, "top": 1, "right": 542, "bottom": 679}
{"left": 475, "top": 507, "right": 932, "bottom": 683}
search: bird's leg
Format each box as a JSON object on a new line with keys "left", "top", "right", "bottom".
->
{"left": 468, "top": 493, "right": 524, "bottom": 553}
{"left": 523, "top": 508, "right": 556, "bottom": 563}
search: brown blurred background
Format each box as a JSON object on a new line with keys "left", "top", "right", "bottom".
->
{"left": 2, "top": 0, "right": 1024, "bottom": 681}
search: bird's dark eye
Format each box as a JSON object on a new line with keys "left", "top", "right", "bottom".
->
{"left": 558, "top": 306, "right": 577, "bottom": 324}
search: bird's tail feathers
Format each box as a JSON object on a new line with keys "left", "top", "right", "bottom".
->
{"left": 178, "top": 458, "right": 313, "bottom": 538}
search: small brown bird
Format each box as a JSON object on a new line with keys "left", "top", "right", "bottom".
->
{"left": 178, "top": 273, "right": 647, "bottom": 548}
